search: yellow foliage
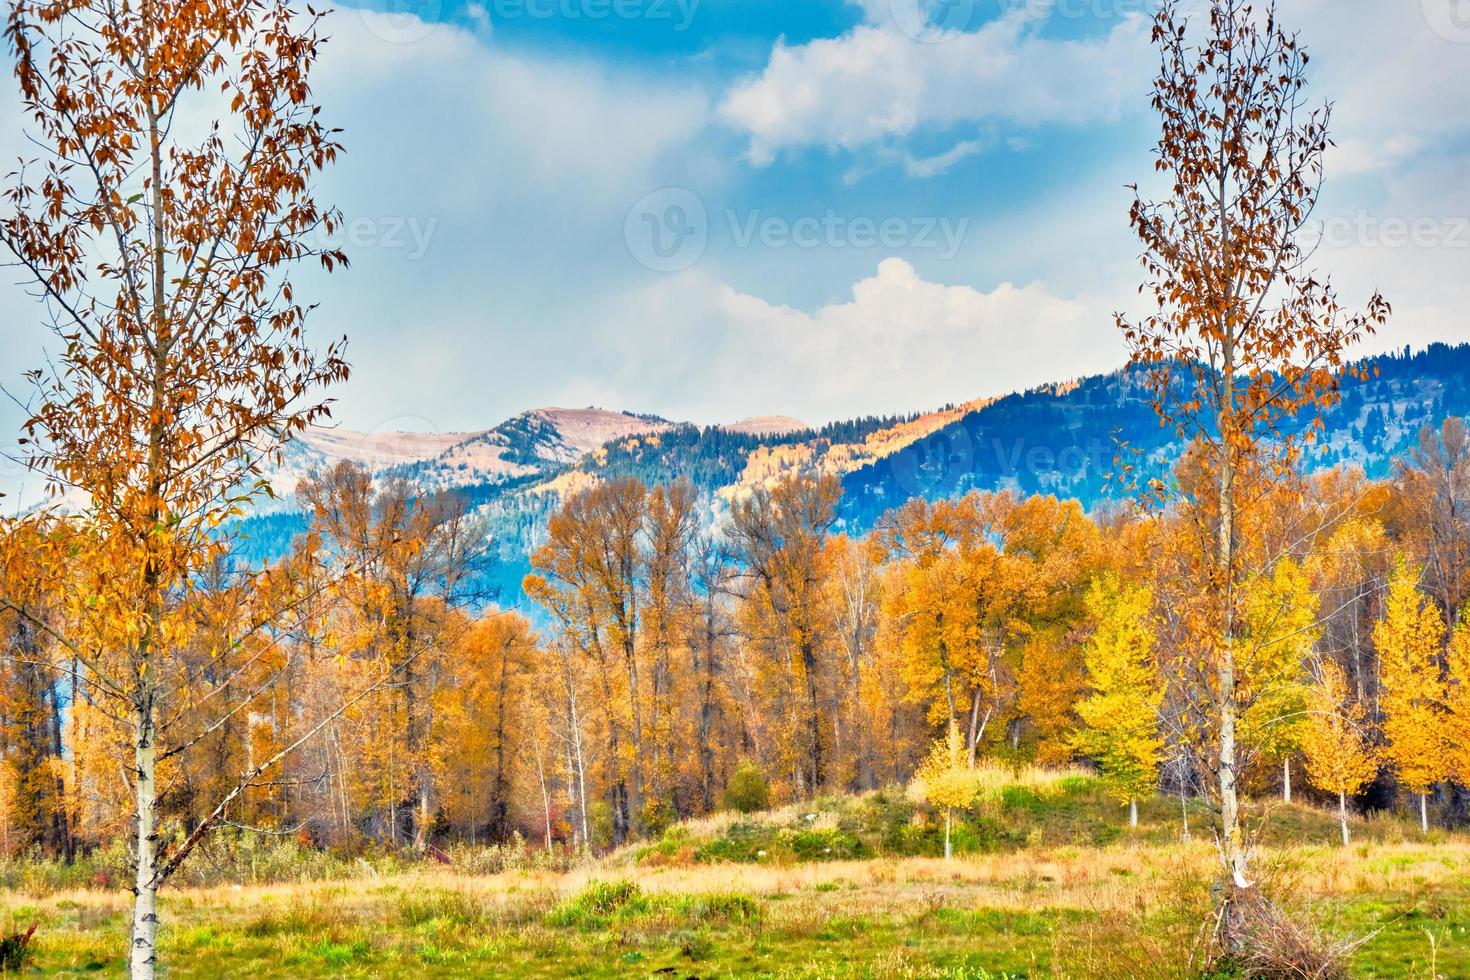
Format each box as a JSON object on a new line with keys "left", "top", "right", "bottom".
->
{"left": 1374, "top": 559, "right": 1448, "bottom": 795}
{"left": 1300, "top": 660, "right": 1377, "bottom": 800}
{"left": 1073, "top": 575, "right": 1163, "bottom": 807}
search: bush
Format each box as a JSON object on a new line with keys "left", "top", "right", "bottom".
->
{"left": 545, "top": 879, "right": 648, "bottom": 928}
{"left": 722, "top": 762, "right": 771, "bottom": 814}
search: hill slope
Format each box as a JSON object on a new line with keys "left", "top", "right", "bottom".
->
{"left": 235, "top": 342, "right": 1470, "bottom": 604}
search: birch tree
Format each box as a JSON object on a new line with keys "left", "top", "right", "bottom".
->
{"left": 1115, "top": 0, "right": 1388, "bottom": 945}
{"left": 0, "top": 1, "right": 351, "bottom": 973}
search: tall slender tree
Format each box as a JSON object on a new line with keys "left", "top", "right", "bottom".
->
{"left": 1115, "top": 0, "right": 1388, "bottom": 942}
{"left": 1300, "top": 660, "right": 1377, "bottom": 846}
{"left": 1074, "top": 575, "right": 1164, "bottom": 828}
{"left": 0, "top": 1, "right": 352, "bottom": 973}
{"left": 1374, "top": 560, "right": 1447, "bottom": 834}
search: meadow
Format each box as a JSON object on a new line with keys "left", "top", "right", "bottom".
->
{"left": 0, "top": 772, "right": 1464, "bottom": 978}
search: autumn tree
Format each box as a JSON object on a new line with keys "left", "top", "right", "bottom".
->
{"left": 1374, "top": 560, "right": 1447, "bottom": 834}
{"left": 0, "top": 522, "right": 73, "bottom": 858}
{"left": 0, "top": 0, "right": 357, "bottom": 972}
{"left": 726, "top": 476, "right": 841, "bottom": 799}
{"left": 1444, "top": 616, "right": 1470, "bottom": 790}
{"left": 1116, "top": 0, "right": 1388, "bottom": 940}
{"left": 525, "top": 478, "right": 655, "bottom": 842}
{"left": 1300, "top": 660, "right": 1376, "bottom": 846}
{"left": 1074, "top": 576, "right": 1164, "bottom": 828}
{"left": 437, "top": 612, "right": 539, "bottom": 843}
{"left": 1394, "top": 418, "right": 1470, "bottom": 615}
{"left": 876, "top": 495, "right": 1024, "bottom": 764}
{"left": 300, "top": 464, "right": 490, "bottom": 847}
{"left": 910, "top": 723, "right": 979, "bottom": 860}
{"left": 1237, "top": 560, "right": 1317, "bottom": 801}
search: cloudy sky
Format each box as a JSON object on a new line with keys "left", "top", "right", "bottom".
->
{"left": 2, "top": 0, "right": 1469, "bottom": 488}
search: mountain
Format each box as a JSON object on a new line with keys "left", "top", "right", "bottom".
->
{"left": 233, "top": 342, "right": 1470, "bottom": 608}
{"left": 267, "top": 407, "right": 675, "bottom": 498}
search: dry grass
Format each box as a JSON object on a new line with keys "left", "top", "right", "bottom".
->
{"left": 2, "top": 787, "right": 1467, "bottom": 976}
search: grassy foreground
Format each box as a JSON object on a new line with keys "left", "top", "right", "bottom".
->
{"left": 2, "top": 776, "right": 1467, "bottom": 977}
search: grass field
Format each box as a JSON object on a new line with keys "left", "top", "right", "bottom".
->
{"left": 2, "top": 775, "right": 1466, "bottom": 977}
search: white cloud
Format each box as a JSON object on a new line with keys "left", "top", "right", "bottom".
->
{"left": 603, "top": 258, "right": 1120, "bottom": 424}
{"left": 718, "top": 10, "right": 1151, "bottom": 165}
{"left": 904, "top": 139, "right": 986, "bottom": 178}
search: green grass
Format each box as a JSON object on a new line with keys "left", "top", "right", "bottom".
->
{"left": 2, "top": 779, "right": 1466, "bottom": 977}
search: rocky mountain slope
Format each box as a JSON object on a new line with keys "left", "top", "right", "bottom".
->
{"left": 234, "top": 342, "right": 1470, "bottom": 606}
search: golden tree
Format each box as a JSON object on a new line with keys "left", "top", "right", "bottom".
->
{"left": 1115, "top": 0, "right": 1388, "bottom": 938}
{"left": 726, "top": 476, "right": 841, "bottom": 798}
{"left": 0, "top": 0, "right": 353, "bottom": 972}
{"left": 1300, "top": 660, "right": 1376, "bottom": 846}
{"left": 1237, "top": 559, "right": 1317, "bottom": 801}
{"left": 1073, "top": 575, "right": 1164, "bottom": 828}
{"left": 910, "top": 723, "right": 979, "bottom": 860}
{"left": 525, "top": 478, "right": 652, "bottom": 843}
{"left": 1445, "top": 616, "right": 1470, "bottom": 788}
{"left": 1374, "top": 560, "right": 1447, "bottom": 834}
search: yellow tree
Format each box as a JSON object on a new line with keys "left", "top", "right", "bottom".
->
{"left": 910, "top": 723, "right": 979, "bottom": 860}
{"left": 0, "top": 0, "right": 357, "bottom": 971}
{"left": 1237, "top": 559, "right": 1318, "bottom": 801}
{"left": 1374, "top": 560, "right": 1448, "bottom": 834}
{"left": 1073, "top": 576, "right": 1164, "bottom": 828}
{"left": 876, "top": 495, "right": 1023, "bottom": 764}
{"left": 1300, "top": 660, "right": 1377, "bottom": 846}
{"left": 726, "top": 476, "right": 841, "bottom": 799}
{"left": 1444, "top": 616, "right": 1470, "bottom": 788}
{"left": 1116, "top": 0, "right": 1388, "bottom": 940}
{"left": 525, "top": 478, "right": 651, "bottom": 843}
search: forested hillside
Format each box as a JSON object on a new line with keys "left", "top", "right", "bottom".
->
{"left": 227, "top": 342, "right": 1470, "bottom": 609}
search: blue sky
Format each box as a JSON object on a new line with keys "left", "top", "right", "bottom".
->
{"left": 3, "top": 0, "right": 1469, "bottom": 493}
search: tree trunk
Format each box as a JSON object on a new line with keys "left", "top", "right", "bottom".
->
{"left": 1129, "top": 798, "right": 1138, "bottom": 828}
{"left": 1338, "top": 792, "right": 1350, "bottom": 847}
{"left": 624, "top": 634, "right": 646, "bottom": 837}
{"left": 1421, "top": 791, "right": 1429, "bottom": 834}
{"left": 130, "top": 701, "right": 160, "bottom": 980}
{"left": 944, "top": 809, "right": 952, "bottom": 861}
{"left": 1179, "top": 780, "right": 1191, "bottom": 841}
{"left": 1216, "top": 352, "right": 1252, "bottom": 950}
{"left": 1282, "top": 757, "right": 1291, "bottom": 803}
{"left": 800, "top": 637, "right": 824, "bottom": 793}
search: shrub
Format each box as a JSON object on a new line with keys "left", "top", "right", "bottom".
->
{"left": 723, "top": 762, "right": 771, "bottom": 814}
{"left": 545, "top": 879, "right": 648, "bottom": 928}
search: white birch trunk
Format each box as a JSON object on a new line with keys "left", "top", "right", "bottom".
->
{"left": 130, "top": 703, "right": 159, "bottom": 979}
